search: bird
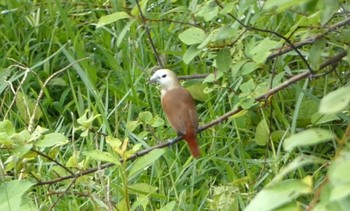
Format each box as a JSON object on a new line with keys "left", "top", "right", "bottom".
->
{"left": 150, "top": 69, "right": 200, "bottom": 158}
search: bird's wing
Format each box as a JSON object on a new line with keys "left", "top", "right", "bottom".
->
{"left": 161, "top": 87, "right": 198, "bottom": 135}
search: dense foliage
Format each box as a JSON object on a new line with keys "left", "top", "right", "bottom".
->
{"left": 1, "top": 0, "right": 350, "bottom": 210}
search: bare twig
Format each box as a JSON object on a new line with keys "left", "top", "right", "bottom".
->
{"left": 268, "top": 17, "right": 350, "bottom": 60}
{"left": 135, "top": 0, "right": 163, "bottom": 68}
{"left": 4, "top": 63, "right": 31, "bottom": 119}
{"left": 28, "top": 57, "right": 89, "bottom": 133}
{"left": 30, "top": 148, "right": 74, "bottom": 175}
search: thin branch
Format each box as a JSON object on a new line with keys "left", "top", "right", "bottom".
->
{"left": 28, "top": 57, "right": 89, "bottom": 133}
{"left": 135, "top": 0, "right": 163, "bottom": 68}
{"left": 267, "top": 17, "right": 350, "bottom": 60}
{"left": 30, "top": 148, "right": 74, "bottom": 175}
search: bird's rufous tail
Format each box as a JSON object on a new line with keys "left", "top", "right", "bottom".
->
{"left": 183, "top": 132, "right": 200, "bottom": 158}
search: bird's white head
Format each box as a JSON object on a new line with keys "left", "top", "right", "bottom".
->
{"left": 149, "top": 69, "right": 180, "bottom": 90}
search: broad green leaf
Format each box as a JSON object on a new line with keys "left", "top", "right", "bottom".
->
{"left": 128, "top": 183, "right": 158, "bottom": 194}
{"left": 196, "top": 3, "right": 218, "bottom": 22}
{"left": 271, "top": 155, "right": 324, "bottom": 184}
{"left": 255, "top": 119, "right": 269, "bottom": 146}
{"left": 106, "top": 136, "right": 122, "bottom": 152}
{"left": 159, "top": 201, "right": 176, "bottom": 211}
{"left": 66, "top": 153, "right": 79, "bottom": 168}
{"left": 219, "top": 2, "right": 235, "bottom": 15}
{"left": 203, "top": 72, "right": 224, "bottom": 83}
{"left": 0, "top": 180, "right": 35, "bottom": 211}
{"left": 330, "top": 183, "right": 350, "bottom": 201}
{"left": 0, "top": 132, "right": 12, "bottom": 145}
{"left": 126, "top": 120, "right": 140, "bottom": 132}
{"left": 96, "top": 12, "right": 130, "bottom": 28}
{"left": 178, "top": 27, "right": 205, "bottom": 45}
{"left": 319, "top": 87, "right": 350, "bottom": 114}
{"left": 239, "top": 98, "right": 256, "bottom": 110}
{"left": 0, "top": 120, "right": 15, "bottom": 134}
{"left": 264, "top": 0, "right": 312, "bottom": 12}
{"left": 283, "top": 129, "right": 336, "bottom": 151}
{"left": 35, "top": 133, "right": 68, "bottom": 148}
{"left": 186, "top": 83, "right": 208, "bottom": 101}
{"left": 77, "top": 111, "right": 101, "bottom": 128}
{"left": 245, "top": 177, "right": 312, "bottom": 211}
{"left": 321, "top": 0, "right": 339, "bottom": 25}
{"left": 131, "top": 0, "right": 148, "bottom": 17}
{"left": 150, "top": 116, "right": 165, "bottom": 128}
{"left": 328, "top": 159, "right": 350, "bottom": 185}
{"left": 129, "top": 149, "right": 164, "bottom": 178}
{"left": 15, "top": 92, "right": 42, "bottom": 123}
{"left": 213, "top": 26, "right": 236, "bottom": 41}
{"left": 139, "top": 111, "right": 153, "bottom": 124}
{"left": 311, "top": 112, "right": 340, "bottom": 125}
{"left": 239, "top": 79, "right": 255, "bottom": 95}
{"left": 84, "top": 150, "right": 120, "bottom": 165}
{"left": 216, "top": 48, "right": 231, "bottom": 72}
{"left": 240, "top": 62, "right": 258, "bottom": 75}
{"left": 29, "top": 125, "right": 48, "bottom": 142}
{"left": 117, "top": 19, "right": 136, "bottom": 47}
{"left": 249, "top": 38, "right": 280, "bottom": 64}
{"left": 13, "top": 144, "right": 32, "bottom": 158}
{"left": 183, "top": 45, "right": 201, "bottom": 64}
{"left": 309, "top": 40, "right": 326, "bottom": 70}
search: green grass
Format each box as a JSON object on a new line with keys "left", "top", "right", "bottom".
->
{"left": 1, "top": 0, "right": 350, "bottom": 210}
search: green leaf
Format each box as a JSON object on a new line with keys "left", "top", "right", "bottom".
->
{"left": 216, "top": 48, "right": 231, "bottom": 72}
{"left": 128, "top": 183, "right": 158, "bottom": 194}
{"left": 84, "top": 150, "right": 121, "bottom": 165}
{"left": 240, "top": 62, "right": 258, "bottom": 75}
{"left": 245, "top": 177, "right": 312, "bottom": 211}
{"left": 271, "top": 155, "right": 324, "bottom": 184}
{"left": 196, "top": 2, "right": 218, "bottom": 22}
{"left": 330, "top": 183, "right": 350, "bottom": 201}
{"left": 159, "top": 201, "right": 176, "bottom": 211}
{"left": 129, "top": 149, "right": 164, "bottom": 179}
{"left": 183, "top": 45, "right": 201, "bottom": 64}
{"left": 321, "top": 0, "right": 339, "bottom": 25}
{"left": 15, "top": 92, "right": 42, "bottom": 123}
{"left": 249, "top": 38, "right": 280, "bottom": 64}
{"left": 319, "top": 87, "right": 350, "bottom": 114}
{"left": 213, "top": 26, "right": 236, "bottom": 41}
{"left": 178, "top": 27, "right": 206, "bottom": 45}
{"left": 150, "top": 116, "right": 165, "bottom": 128}
{"left": 126, "top": 120, "right": 140, "bottom": 132}
{"left": 283, "top": 129, "right": 336, "bottom": 151}
{"left": 0, "top": 120, "right": 15, "bottom": 135}
{"left": 0, "top": 180, "right": 35, "bottom": 211}
{"left": 77, "top": 111, "right": 101, "bottom": 128}
{"left": 255, "top": 119, "right": 269, "bottom": 146}
{"left": 139, "top": 111, "right": 153, "bottom": 124}
{"left": 106, "top": 136, "right": 122, "bottom": 151}
{"left": 186, "top": 83, "right": 208, "bottom": 101}
{"left": 219, "top": 2, "right": 235, "bottom": 15}
{"left": 328, "top": 159, "right": 350, "bottom": 185}
{"left": 35, "top": 133, "right": 68, "bottom": 148}
{"left": 131, "top": 0, "right": 148, "bottom": 17}
{"left": 311, "top": 112, "right": 340, "bottom": 125}
{"left": 96, "top": 12, "right": 130, "bottom": 28}
{"left": 309, "top": 40, "right": 326, "bottom": 70}
{"left": 264, "top": 0, "right": 312, "bottom": 12}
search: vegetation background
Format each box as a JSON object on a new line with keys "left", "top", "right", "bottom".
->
{"left": 1, "top": 0, "right": 350, "bottom": 210}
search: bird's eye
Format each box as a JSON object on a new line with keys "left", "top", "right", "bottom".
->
{"left": 161, "top": 74, "right": 167, "bottom": 78}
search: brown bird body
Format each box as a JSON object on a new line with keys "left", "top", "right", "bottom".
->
{"left": 150, "top": 69, "right": 200, "bottom": 158}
